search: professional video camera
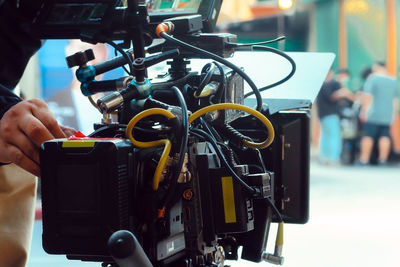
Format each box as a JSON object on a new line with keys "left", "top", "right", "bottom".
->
{"left": 35, "top": 0, "right": 310, "bottom": 266}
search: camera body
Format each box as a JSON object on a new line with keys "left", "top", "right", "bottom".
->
{"left": 37, "top": 0, "right": 310, "bottom": 266}
{"left": 40, "top": 139, "right": 274, "bottom": 265}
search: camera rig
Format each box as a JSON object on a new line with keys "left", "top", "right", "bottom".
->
{"left": 37, "top": 1, "right": 310, "bottom": 266}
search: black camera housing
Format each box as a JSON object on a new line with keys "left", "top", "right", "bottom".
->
{"left": 37, "top": 0, "right": 310, "bottom": 266}
{"left": 40, "top": 139, "right": 134, "bottom": 258}
{"left": 231, "top": 105, "right": 310, "bottom": 224}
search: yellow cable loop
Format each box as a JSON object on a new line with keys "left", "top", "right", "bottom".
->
{"left": 125, "top": 108, "right": 175, "bottom": 191}
{"left": 188, "top": 103, "right": 275, "bottom": 149}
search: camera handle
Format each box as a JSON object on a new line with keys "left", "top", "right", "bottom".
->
{"left": 108, "top": 230, "right": 153, "bottom": 267}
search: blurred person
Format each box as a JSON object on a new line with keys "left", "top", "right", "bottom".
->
{"left": 336, "top": 68, "right": 357, "bottom": 108}
{"left": 336, "top": 69, "right": 352, "bottom": 92}
{"left": 361, "top": 66, "right": 373, "bottom": 81}
{"left": 316, "top": 69, "right": 354, "bottom": 165}
{"left": 47, "top": 40, "right": 108, "bottom": 135}
{"left": 335, "top": 69, "right": 359, "bottom": 164}
{"left": 358, "top": 62, "right": 399, "bottom": 165}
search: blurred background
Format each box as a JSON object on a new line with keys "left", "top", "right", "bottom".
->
{"left": 19, "top": 0, "right": 400, "bottom": 266}
{"left": 18, "top": 0, "right": 400, "bottom": 156}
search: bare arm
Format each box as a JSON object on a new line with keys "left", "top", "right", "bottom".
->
{"left": 359, "top": 92, "right": 373, "bottom": 123}
{"left": 331, "top": 87, "right": 356, "bottom": 102}
{"left": 0, "top": 99, "right": 76, "bottom": 177}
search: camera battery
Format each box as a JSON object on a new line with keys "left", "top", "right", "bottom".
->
{"left": 40, "top": 138, "right": 134, "bottom": 257}
{"left": 209, "top": 165, "right": 254, "bottom": 234}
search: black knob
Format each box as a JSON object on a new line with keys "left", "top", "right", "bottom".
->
{"left": 108, "top": 230, "right": 153, "bottom": 267}
{"left": 66, "top": 49, "right": 95, "bottom": 68}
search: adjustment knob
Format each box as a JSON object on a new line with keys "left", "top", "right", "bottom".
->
{"left": 66, "top": 49, "right": 95, "bottom": 68}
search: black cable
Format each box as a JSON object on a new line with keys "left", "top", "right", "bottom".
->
{"left": 171, "top": 86, "right": 189, "bottom": 183}
{"left": 195, "top": 63, "right": 215, "bottom": 97}
{"left": 200, "top": 118, "right": 239, "bottom": 167}
{"left": 199, "top": 117, "right": 215, "bottom": 139}
{"left": 162, "top": 86, "right": 189, "bottom": 208}
{"left": 265, "top": 197, "right": 283, "bottom": 222}
{"left": 254, "top": 148, "right": 267, "bottom": 173}
{"left": 107, "top": 40, "right": 134, "bottom": 76}
{"left": 211, "top": 61, "right": 226, "bottom": 104}
{"left": 243, "top": 45, "right": 296, "bottom": 98}
{"left": 114, "top": 47, "right": 131, "bottom": 75}
{"left": 190, "top": 128, "right": 256, "bottom": 195}
{"left": 218, "top": 141, "right": 238, "bottom": 166}
{"left": 225, "top": 36, "right": 286, "bottom": 47}
{"left": 193, "top": 125, "right": 282, "bottom": 219}
{"left": 160, "top": 32, "right": 263, "bottom": 111}
{"left": 199, "top": 117, "right": 224, "bottom": 142}
{"left": 151, "top": 72, "right": 196, "bottom": 92}
{"left": 192, "top": 128, "right": 282, "bottom": 220}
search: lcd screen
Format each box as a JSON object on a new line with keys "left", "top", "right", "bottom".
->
{"left": 140, "top": 0, "right": 201, "bottom": 14}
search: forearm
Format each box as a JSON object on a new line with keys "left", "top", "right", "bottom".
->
{"left": 0, "top": 85, "right": 19, "bottom": 165}
{"left": 360, "top": 93, "right": 372, "bottom": 113}
{"left": 331, "top": 88, "right": 355, "bottom": 102}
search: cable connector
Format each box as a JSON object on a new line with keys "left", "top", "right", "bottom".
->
{"left": 156, "top": 21, "right": 175, "bottom": 38}
{"left": 262, "top": 222, "right": 284, "bottom": 265}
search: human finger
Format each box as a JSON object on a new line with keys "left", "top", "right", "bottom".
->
{"left": 60, "top": 125, "right": 77, "bottom": 137}
{"left": 7, "top": 131, "right": 40, "bottom": 164}
{"left": 6, "top": 143, "right": 40, "bottom": 177}
{"left": 19, "top": 115, "right": 55, "bottom": 148}
{"left": 30, "top": 104, "right": 66, "bottom": 139}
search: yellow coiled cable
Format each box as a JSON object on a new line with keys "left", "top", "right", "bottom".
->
{"left": 188, "top": 103, "right": 275, "bottom": 149}
{"left": 126, "top": 103, "right": 274, "bottom": 190}
{"left": 125, "top": 108, "right": 175, "bottom": 191}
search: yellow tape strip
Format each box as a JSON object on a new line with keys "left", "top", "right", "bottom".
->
{"left": 221, "top": 176, "right": 237, "bottom": 223}
{"left": 62, "top": 140, "right": 96, "bottom": 148}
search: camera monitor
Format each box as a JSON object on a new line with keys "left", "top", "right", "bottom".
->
{"left": 32, "top": 0, "right": 222, "bottom": 40}
{"left": 146, "top": 0, "right": 222, "bottom": 32}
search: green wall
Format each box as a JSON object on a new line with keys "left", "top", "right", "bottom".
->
{"left": 313, "top": 0, "right": 399, "bottom": 91}
{"left": 346, "top": 0, "right": 386, "bottom": 90}
{"left": 315, "top": 0, "right": 339, "bottom": 69}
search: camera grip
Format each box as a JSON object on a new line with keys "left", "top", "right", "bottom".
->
{"left": 108, "top": 230, "right": 153, "bottom": 267}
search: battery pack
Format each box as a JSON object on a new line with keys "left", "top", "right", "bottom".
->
{"left": 40, "top": 138, "right": 134, "bottom": 256}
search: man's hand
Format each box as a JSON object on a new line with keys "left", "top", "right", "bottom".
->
{"left": 0, "top": 99, "right": 76, "bottom": 177}
{"left": 332, "top": 87, "right": 355, "bottom": 102}
{"left": 359, "top": 111, "right": 368, "bottom": 123}
{"left": 359, "top": 92, "right": 373, "bottom": 124}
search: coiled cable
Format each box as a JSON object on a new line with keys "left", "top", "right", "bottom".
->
{"left": 189, "top": 103, "right": 275, "bottom": 149}
{"left": 125, "top": 108, "right": 175, "bottom": 191}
